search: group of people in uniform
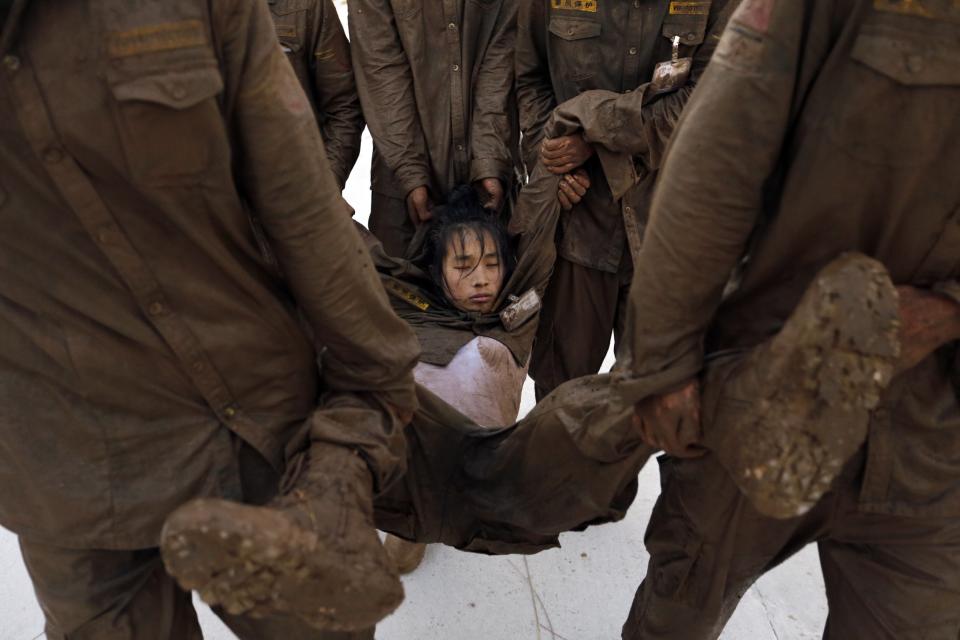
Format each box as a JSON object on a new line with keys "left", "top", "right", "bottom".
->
{"left": 1, "top": 0, "right": 959, "bottom": 638}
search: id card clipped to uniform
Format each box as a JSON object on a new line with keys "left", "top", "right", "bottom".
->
{"left": 650, "top": 36, "right": 692, "bottom": 96}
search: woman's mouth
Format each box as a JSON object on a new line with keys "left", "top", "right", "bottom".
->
{"left": 469, "top": 294, "right": 492, "bottom": 304}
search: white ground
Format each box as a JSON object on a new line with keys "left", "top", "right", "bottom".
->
{"left": 0, "top": 9, "right": 830, "bottom": 636}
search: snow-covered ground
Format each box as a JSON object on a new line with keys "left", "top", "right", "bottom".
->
{"left": 0, "top": 7, "right": 830, "bottom": 636}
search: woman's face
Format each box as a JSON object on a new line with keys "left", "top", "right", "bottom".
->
{"left": 441, "top": 229, "right": 504, "bottom": 314}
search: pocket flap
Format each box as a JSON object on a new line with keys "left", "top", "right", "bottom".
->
{"left": 852, "top": 30, "right": 960, "bottom": 86}
{"left": 275, "top": 23, "right": 304, "bottom": 53}
{"left": 549, "top": 16, "right": 602, "bottom": 40}
{"left": 112, "top": 66, "right": 224, "bottom": 109}
{"left": 269, "top": 0, "right": 311, "bottom": 16}
{"left": 662, "top": 1, "right": 711, "bottom": 45}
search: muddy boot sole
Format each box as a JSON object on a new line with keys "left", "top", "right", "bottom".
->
{"left": 160, "top": 498, "right": 404, "bottom": 631}
{"left": 710, "top": 253, "right": 899, "bottom": 519}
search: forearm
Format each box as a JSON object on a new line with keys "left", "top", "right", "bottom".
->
{"left": 230, "top": 2, "right": 419, "bottom": 411}
{"left": 617, "top": 1, "right": 811, "bottom": 401}
{"left": 469, "top": 0, "right": 517, "bottom": 184}
{"left": 515, "top": 0, "right": 555, "bottom": 174}
{"left": 313, "top": 0, "right": 364, "bottom": 189}
{"left": 549, "top": 85, "right": 690, "bottom": 168}
{"left": 898, "top": 283, "right": 960, "bottom": 374}
{"left": 548, "top": 0, "right": 737, "bottom": 167}
{"left": 347, "top": 0, "right": 430, "bottom": 194}
{"left": 934, "top": 280, "right": 960, "bottom": 307}
{"left": 320, "top": 107, "right": 364, "bottom": 190}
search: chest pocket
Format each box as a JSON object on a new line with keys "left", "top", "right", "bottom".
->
{"left": 110, "top": 65, "right": 225, "bottom": 185}
{"left": 548, "top": 16, "right": 603, "bottom": 84}
{"left": 826, "top": 12, "right": 960, "bottom": 168}
{"left": 270, "top": 0, "right": 310, "bottom": 53}
{"left": 662, "top": 1, "right": 711, "bottom": 46}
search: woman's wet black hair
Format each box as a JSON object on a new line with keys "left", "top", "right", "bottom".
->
{"left": 425, "top": 185, "right": 515, "bottom": 305}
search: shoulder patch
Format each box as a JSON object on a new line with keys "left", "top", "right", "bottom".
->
{"left": 386, "top": 282, "right": 431, "bottom": 311}
{"left": 107, "top": 20, "right": 207, "bottom": 59}
{"left": 551, "top": 0, "right": 598, "bottom": 13}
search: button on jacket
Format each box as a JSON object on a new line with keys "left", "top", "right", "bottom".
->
{"left": 0, "top": 0, "right": 419, "bottom": 549}
{"left": 348, "top": 0, "right": 518, "bottom": 201}
{"left": 516, "top": 0, "right": 736, "bottom": 272}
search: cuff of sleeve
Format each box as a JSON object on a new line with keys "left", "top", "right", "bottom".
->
{"left": 595, "top": 147, "right": 638, "bottom": 202}
{"left": 470, "top": 158, "right": 510, "bottom": 184}
{"left": 933, "top": 280, "right": 960, "bottom": 305}
{"left": 397, "top": 167, "right": 432, "bottom": 199}
{"left": 612, "top": 348, "right": 703, "bottom": 407}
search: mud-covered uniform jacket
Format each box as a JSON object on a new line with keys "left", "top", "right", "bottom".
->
{"left": 516, "top": 0, "right": 736, "bottom": 272}
{"left": 0, "top": 0, "right": 419, "bottom": 550}
{"left": 616, "top": 0, "right": 960, "bottom": 517}
{"left": 267, "top": 0, "right": 363, "bottom": 189}
{"left": 347, "top": 0, "right": 517, "bottom": 201}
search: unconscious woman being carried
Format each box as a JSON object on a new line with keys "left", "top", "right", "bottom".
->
{"left": 408, "top": 186, "right": 532, "bottom": 428}
{"left": 366, "top": 185, "right": 544, "bottom": 571}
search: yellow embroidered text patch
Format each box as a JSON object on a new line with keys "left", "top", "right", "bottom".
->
{"left": 669, "top": 1, "right": 711, "bottom": 14}
{"left": 387, "top": 282, "right": 431, "bottom": 311}
{"left": 551, "top": 0, "right": 598, "bottom": 13}
{"left": 108, "top": 20, "right": 206, "bottom": 58}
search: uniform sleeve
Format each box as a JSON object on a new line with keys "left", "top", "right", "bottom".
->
{"left": 214, "top": 0, "right": 420, "bottom": 412}
{"left": 548, "top": 0, "right": 736, "bottom": 172}
{"left": 309, "top": 0, "right": 364, "bottom": 190}
{"left": 347, "top": 0, "right": 430, "bottom": 197}
{"left": 934, "top": 280, "right": 960, "bottom": 306}
{"left": 469, "top": 0, "right": 517, "bottom": 185}
{"left": 515, "top": 0, "right": 555, "bottom": 175}
{"left": 614, "top": 0, "right": 835, "bottom": 403}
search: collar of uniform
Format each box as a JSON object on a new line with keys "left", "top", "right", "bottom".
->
{"left": 0, "top": 0, "right": 28, "bottom": 55}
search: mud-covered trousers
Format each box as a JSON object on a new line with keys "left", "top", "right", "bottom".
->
{"left": 369, "top": 192, "right": 414, "bottom": 259}
{"left": 17, "top": 442, "right": 373, "bottom": 640}
{"left": 18, "top": 374, "right": 653, "bottom": 638}
{"left": 624, "top": 450, "right": 960, "bottom": 640}
{"left": 531, "top": 253, "right": 634, "bottom": 401}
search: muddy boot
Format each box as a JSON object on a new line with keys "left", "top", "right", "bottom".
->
{"left": 159, "top": 443, "right": 403, "bottom": 631}
{"left": 706, "top": 253, "right": 900, "bottom": 519}
{"left": 383, "top": 535, "right": 427, "bottom": 575}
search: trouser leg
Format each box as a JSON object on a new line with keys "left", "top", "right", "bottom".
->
{"left": 623, "top": 453, "right": 832, "bottom": 640}
{"left": 19, "top": 441, "right": 376, "bottom": 640}
{"left": 369, "top": 192, "right": 415, "bottom": 258}
{"left": 18, "top": 539, "right": 202, "bottom": 640}
{"left": 531, "top": 257, "right": 622, "bottom": 400}
{"left": 818, "top": 501, "right": 960, "bottom": 639}
{"left": 612, "top": 250, "right": 635, "bottom": 358}
{"left": 375, "top": 378, "right": 652, "bottom": 554}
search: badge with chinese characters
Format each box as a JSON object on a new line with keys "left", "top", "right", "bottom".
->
{"left": 650, "top": 36, "right": 692, "bottom": 95}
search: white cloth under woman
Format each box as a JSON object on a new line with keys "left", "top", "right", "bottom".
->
{"left": 413, "top": 336, "right": 528, "bottom": 428}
